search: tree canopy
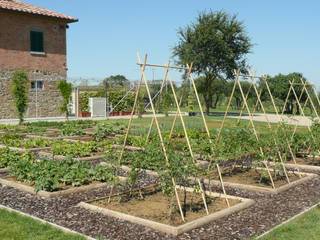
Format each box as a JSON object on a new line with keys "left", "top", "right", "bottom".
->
{"left": 173, "top": 10, "right": 252, "bottom": 114}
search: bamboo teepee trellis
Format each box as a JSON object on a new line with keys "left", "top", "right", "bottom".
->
{"left": 111, "top": 53, "right": 232, "bottom": 222}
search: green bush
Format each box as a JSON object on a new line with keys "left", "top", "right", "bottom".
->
{"left": 11, "top": 71, "right": 29, "bottom": 124}
{"left": 57, "top": 80, "right": 73, "bottom": 119}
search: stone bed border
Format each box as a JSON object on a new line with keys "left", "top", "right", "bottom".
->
{"left": 269, "top": 161, "right": 320, "bottom": 173}
{"left": 0, "top": 168, "right": 8, "bottom": 173}
{"left": 195, "top": 167, "right": 317, "bottom": 194}
{"left": 0, "top": 204, "right": 95, "bottom": 240}
{"left": 38, "top": 151, "right": 105, "bottom": 162}
{"left": 0, "top": 176, "right": 127, "bottom": 198}
{"left": 0, "top": 144, "right": 51, "bottom": 153}
{"left": 78, "top": 185, "right": 255, "bottom": 236}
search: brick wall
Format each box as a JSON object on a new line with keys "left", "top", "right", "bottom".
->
{"left": 0, "top": 10, "right": 73, "bottom": 119}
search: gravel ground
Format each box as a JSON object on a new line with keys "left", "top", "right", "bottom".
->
{"left": 0, "top": 170, "right": 320, "bottom": 240}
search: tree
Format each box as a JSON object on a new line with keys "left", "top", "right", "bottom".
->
{"left": 57, "top": 80, "right": 73, "bottom": 119}
{"left": 261, "top": 73, "right": 309, "bottom": 114}
{"left": 173, "top": 10, "right": 252, "bottom": 115}
{"left": 11, "top": 71, "right": 29, "bottom": 124}
{"left": 103, "top": 75, "right": 130, "bottom": 89}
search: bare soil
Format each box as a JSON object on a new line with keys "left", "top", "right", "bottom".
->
{"left": 91, "top": 187, "right": 239, "bottom": 226}
{"left": 200, "top": 168, "right": 301, "bottom": 188}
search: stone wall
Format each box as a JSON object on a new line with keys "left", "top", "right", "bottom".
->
{"left": 0, "top": 69, "right": 64, "bottom": 119}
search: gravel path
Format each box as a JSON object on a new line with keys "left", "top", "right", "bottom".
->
{"left": 228, "top": 113, "right": 314, "bottom": 126}
{"left": 0, "top": 171, "right": 319, "bottom": 240}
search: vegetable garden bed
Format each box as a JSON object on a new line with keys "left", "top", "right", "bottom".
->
{"left": 0, "top": 176, "right": 110, "bottom": 198}
{"left": 78, "top": 185, "right": 254, "bottom": 236}
{"left": 196, "top": 167, "right": 317, "bottom": 194}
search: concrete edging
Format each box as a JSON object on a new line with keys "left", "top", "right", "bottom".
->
{"left": 0, "top": 144, "right": 50, "bottom": 153}
{"left": 0, "top": 204, "right": 95, "bottom": 240}
{"left": 0, "top": 168, "right": 8, "bottom": 173}
{"left": 78, "top": 185, "right": 254, "bottom": 236}
{"left": 195, "top": 168, "right": 317, "bottom": 194}
{"left": 38, "top": 151, "right": 104, "bottom": 161}
{"left": 0, "top": 178, "right": 106, "bottom": 198}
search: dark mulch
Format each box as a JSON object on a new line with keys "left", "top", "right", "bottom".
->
{"left": 0, "top": 172, "right": 320, "bottom": 240}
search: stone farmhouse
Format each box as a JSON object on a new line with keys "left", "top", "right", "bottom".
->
{"left": 0, "top": 0, "right": 77, "bottom": 119}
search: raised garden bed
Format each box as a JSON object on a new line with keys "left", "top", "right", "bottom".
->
{"left": 38, "top": 151, "right": 105, "bottom": 162}
{"left": 78, "top": 185, "right": 254, "bottom": 236}
{"left": 0, "top": 176, "right": 111, "bottom": 198}
{"left": 195, "top": 167, "right": 317, "bottom": 194}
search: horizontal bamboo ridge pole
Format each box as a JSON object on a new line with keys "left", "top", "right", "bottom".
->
{"left": 136, "top": 63, "right": 189, "bottom": 70}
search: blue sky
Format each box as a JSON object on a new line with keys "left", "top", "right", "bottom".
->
{"left": 27, "top": 0, "right": 320, "bottom": 87}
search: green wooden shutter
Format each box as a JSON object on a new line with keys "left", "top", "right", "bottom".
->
{"left": 30, "top": 31, "right": 44, "bottom": 52}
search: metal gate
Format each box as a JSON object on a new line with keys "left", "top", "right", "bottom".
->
{"left": 89, "top": 98, "right": 107, "bottom": 117}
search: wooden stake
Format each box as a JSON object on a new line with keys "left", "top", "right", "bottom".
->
{"left": 248, "top": 69, "right": 290, "bottom": 183}
{"left": 167, "top": 70, "right": 210, "bottom": 215}
{"left": 146, "top": 61, "right": 170, "bottom": 142}
{"left": 235, "top": 70, "right": 276, "bottom": 189}
{"left": 188, "top": 66, "right": 230, "bottom": 207}
{"left": 138, "top": 53, "right": 186, "bottom": 222}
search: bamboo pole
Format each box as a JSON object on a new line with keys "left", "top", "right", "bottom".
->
{"left": 235, "top": 70, "right": 276, "bottom": 189}
{"left": 108, "top": 54, "right": 148, "bottom": 202}
{"left": 136, "top": 62, "right": 189, "bottom": 70}
{"left": 215, "top": 71, "right": 238, "bottom": 144}
{"left": 167, "top": 70, "right": 210, "bottom": 215}
{"left": 188, "top": 65, "right": 230, "bottom": 207}
{"left": 138, "top": 53, "right": 186, "bottom": 222}
{"left": 146, "top": 61, "right": 170, "bottom": 142}
{"left": 248, "top": 69, "right": 290, "bottom": 183}
{"left": 168, "top": 64, "right": 193, "bottom": 140}
{"left": 262, "top": 75, "right": 302, "bottom": 178}
{"left": 237, "top": 81, "right": 254, "bottom": 124}
{"left": 300, "top": 78, "right": 319, "bottom": 119}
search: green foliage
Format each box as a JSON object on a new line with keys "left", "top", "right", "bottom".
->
{"left": 57, "top": 80, "right": 73, "bottom": 119}
{"left": 60, "top": 125, "right": 85, "bottom": 136}
{"left": 104, "top": 75, "right": 130, "bottom": 88}
{"left": 0, "top": 133, "right": 23, "bottom": 147}
{"left": 93, "top": 121, "right": 126, "bottom": 141}
{"left": 0, "top": 148, "right": 20, "bottom": 168}
{"left": 11, "top": 71, "right": 29, "bottom": 124}
{"left": 24, "top": 138, "right": 52, "bottom": 149}
{"left": 173, "top": 10, "right": 252, "bottom": 114}
{"left": 8, "top": 154, "right": 115, "bottom": 192}
{"left": 159, "top": 92, "right": 173, "bottom": 116}
{"left": 51, "top": 140, "right": 98, "bottom": 157}
{"left": 109, "top": 90, "right": 135, "bottom": 112}
{"left": 79, "top": 91, "right": 104, "bottom": 112}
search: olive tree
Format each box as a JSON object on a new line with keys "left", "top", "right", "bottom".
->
{"left": 173, "top": 10, "right": 252, "bottom": 114}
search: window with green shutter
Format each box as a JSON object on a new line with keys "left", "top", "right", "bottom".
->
{"left": 30, "top": 30, "right": 44, "bottom": 53}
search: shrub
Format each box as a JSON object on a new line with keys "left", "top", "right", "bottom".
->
{"left": 11, "top": 71, "right": 29, "bottom": 124}
{"left": 57, "top": 80, "right": 73, "bottom": 119}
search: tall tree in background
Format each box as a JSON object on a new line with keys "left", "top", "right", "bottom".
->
{"left": 173, "top": 10, "right": 252, "bottom": 114}
{"left": 262, "top": 73, "right": 309, "bottom": 114}
{"left": 103, "top": 75, "right": 130, "bottom": 89}
{"left": 11, "top": 71, "right": 29, "bottom": 124}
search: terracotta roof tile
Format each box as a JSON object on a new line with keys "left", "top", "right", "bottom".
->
{"left": 0, "top": 0, "right": 78, "bottom": 22}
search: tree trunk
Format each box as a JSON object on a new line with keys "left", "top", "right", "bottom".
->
{"left": 296, "top": 102, "right": 300, "bottom": 115}
{"left": 213, "top": 95, "right": 220, "bottom": 109}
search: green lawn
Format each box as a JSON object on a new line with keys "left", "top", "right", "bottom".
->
{"left": 103, "top": 115, "right": 308, "bottom": 135}
{"left": 256, "top": 205, "right": 320, "bottom": 240}
{"left": 0, "top": 208, "right": 86, "bottom": 240}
